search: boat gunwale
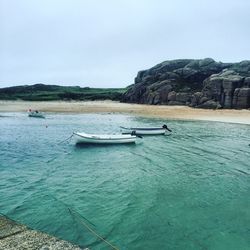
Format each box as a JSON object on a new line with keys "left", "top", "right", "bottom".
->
{"left": 120, "top": 126, "right": 166, "bottom": 131}
{"left": 74, "top": 132, "right": 136, "bottom": 141}
{"left": 28, "top": 114, "right": 45, "bottom": 118}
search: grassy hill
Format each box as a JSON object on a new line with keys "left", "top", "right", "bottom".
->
{"left": 0, "top": 84, "right": 126, "bottom": 101}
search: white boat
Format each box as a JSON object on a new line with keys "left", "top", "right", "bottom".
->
{"left": 28, "top": 110, "right": 45, "bottom": 118}
{"left": 74, "top": 132, "right": 137, "bottom": 144}
{"left": 120, "top": 124, "right": 172, "bottom": 135}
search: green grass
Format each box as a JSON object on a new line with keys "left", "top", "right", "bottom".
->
{"left": 0, "top": 84, "right": 126, "bottom": 101}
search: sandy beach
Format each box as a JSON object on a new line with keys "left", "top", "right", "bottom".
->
{"left": 0, "top": 100, "right": 250, "bottom": 124}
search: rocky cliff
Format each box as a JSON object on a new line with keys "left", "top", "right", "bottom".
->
{"left": 122, "top": 58, "right": 250, "bottom": 109}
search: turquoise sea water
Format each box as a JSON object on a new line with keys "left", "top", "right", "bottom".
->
{"left": 0, "top": 113, "right": 250, "bottom": 250}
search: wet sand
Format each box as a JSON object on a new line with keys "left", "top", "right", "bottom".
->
{"left": 0, "top": 100, "right": 250, "bottom": 124}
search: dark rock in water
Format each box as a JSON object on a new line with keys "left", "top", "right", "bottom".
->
{"left": 122, "top": 58, "right": 250, "bottom": 109}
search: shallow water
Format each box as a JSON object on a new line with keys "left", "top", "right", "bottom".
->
{"left": 0, "top": 113, "right": 250, "bottom": 250}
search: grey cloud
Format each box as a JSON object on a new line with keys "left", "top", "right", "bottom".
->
{"left": 1, "top": 0, "right": 250, "bottom": 87}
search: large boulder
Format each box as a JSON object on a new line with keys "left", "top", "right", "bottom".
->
{"left": 190, "top": 92, "right": 203, "bottom": 107}
{"left": 233, "top": 88, "right": 250, "bottom": 109}
{"left": 122, "top": 58, "right": 227, "bottom": 104}
{"left": 122, "top": 59, "right": 250, "bottom": 109}
{"left": 202, "top": 70, "right": 244, "bottom": 108}
{"left": 197, "top": 100, "right": 222, "bottom": 109}
{"left": 244, "top": 77, "right": 250, "bottom": 87}
{"left": 167, "top": 91, "right": 176, "bottom": 101}
{"left": 176, "top": 92, "right": 192, "bottom": 104}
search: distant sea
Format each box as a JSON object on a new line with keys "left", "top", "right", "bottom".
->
{"left": 0, "top": 113, "right": 249, "bottom": 249}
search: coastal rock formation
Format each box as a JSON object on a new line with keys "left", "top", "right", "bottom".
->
{"left": 122, "top": 59, "right": 250, "bottom": 109}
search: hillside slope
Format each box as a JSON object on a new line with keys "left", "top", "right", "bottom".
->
{"left": 0, "top": 84, "right": 125, "bottom": 101}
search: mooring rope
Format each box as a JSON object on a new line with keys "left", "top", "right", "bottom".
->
{"left": 45, "top": 194, "right": 96, "bottom": 227}
{"left": 68, "top": 208, "right": 119, "bottom": 250}
{"left": 46, "top": 194, "right": 118, "bottom": 250}
{"left": 57, "top": 133, "right": 74, "bottom": 144}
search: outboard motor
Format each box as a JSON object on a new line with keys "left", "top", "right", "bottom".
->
{"left": 131, "top": 130, "right": 136, "bottom": 136}
{"left": 162, "top": 124, "right": 172, "bottom": 132}
{"left": 131, "top": 130, "right": 143, "bottom": 138}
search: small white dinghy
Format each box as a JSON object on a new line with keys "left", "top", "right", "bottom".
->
{"left": 120, "top": 124, "right": 172, "bottom": 135}
{"left": 74, "top": 132, "right": 137, "bottom": 144}
{"left": 28, "top": 110, "right": 45, "bottom": 118}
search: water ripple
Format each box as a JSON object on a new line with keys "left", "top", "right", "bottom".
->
{"left": 1, "top": 113, "right": 250, "bottom": 249}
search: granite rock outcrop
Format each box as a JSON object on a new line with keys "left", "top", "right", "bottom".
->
{"left": 122, "top": 59, "right": 250, "bottom": 109}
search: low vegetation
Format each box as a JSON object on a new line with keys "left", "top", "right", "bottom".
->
{"left": 0, "top": 84, "right": 126, "bottom": 101}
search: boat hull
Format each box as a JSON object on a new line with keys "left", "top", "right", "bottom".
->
{"left": 121, "top": 127, "right": 166, "bottom": 135}
{"left": 74, "top": 132, "right": 136, "bottom": 144}
{"left": 28, "top": 113, "right": 45, "bottom": 118}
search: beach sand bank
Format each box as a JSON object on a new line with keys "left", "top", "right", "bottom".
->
{"left": 0, "top": 100, "right": 250, "bottom": 124}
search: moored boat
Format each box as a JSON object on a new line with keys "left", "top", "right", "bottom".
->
{"left": 28, "top": 110, "right": 45, "bottom": 118}
{"left": 120, "top": 124, "right": 172, "bottom": 135}
{"left": 73, "top": 132, "right": 137, "bottom": 144}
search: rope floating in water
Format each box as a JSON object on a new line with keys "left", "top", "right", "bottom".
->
{"left": 57, "top": 133, "right": 74, "bottom": 144}
{"left": 68, "top": 208, "right": 119, "bottom": 250}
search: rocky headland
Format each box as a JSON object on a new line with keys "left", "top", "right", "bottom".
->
{"left": 122, "top": 58, "right": 250, "bottom": 109}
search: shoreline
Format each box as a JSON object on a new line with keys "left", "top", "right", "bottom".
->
{"left": 0, "top": 215, "right": 83, "bottom": 249}
{"left": 0, "top": 100, "right": 250, "bottom": 125}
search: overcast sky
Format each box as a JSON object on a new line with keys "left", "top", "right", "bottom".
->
{"left": 0, "top": 0, "right": 250, "bottom": 88}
